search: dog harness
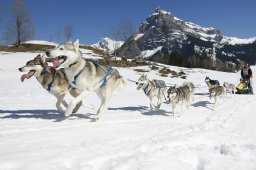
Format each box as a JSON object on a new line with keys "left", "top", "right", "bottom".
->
{"left": 47, "top": 68, "right": 66, "bottom": 91}
{"left": 71, "top": 69, "right": 84, "bottom": 86}
{"left": 47, "top": 81, "right": 53, "bottom": 91}
{"left": 46, "top": 67, "right": 56, "bottom": 92}
{"left": 94, "top": 61, "right": 114, "bottom": 87}
{"left": 68, "top": 61, "right": 114, "bottom": 89}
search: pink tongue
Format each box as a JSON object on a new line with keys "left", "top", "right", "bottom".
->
{"left": 20, "top": 71, "right": 34, "bottom": 82}
{"left": 53, "top": 59, "right": 61, "bottom": 68}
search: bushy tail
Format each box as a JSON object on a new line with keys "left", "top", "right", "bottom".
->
{"left": 116, "top": 76, "right": 127, "bottom": 92}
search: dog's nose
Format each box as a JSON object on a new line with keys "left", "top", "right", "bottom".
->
{"left": 136, "top": 82, "right": 138, "bottom": 85}
{"left": 18, "top": 68, "right": 22, "bottom": 72}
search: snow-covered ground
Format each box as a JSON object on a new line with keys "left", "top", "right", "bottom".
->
{"left": 0, "top": 51, "right": 256, "bottom": 170}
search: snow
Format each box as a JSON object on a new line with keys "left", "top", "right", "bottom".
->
{"left": 134, "top": 33, "right": 144, "bottom": 40}
{"left": 24, "top": 40, "right": 58, "bottom": 46}
{"left": 138, "top": 46, "right": 162, "bottom": 58}
{"left": 92, "top": 37, "right": 123, "bottom": 53}
{"left": 185, "top": 20, "right": 256, "bottom": 45}
{"left": 221, "top": 36, "right": 256, "bottom": 45}
{"left": 1, "top": 51, "right": 256, "bottom": 170}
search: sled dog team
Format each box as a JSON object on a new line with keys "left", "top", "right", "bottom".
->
{"left": 18, "top": 40, "right": 236, "bottom": 119}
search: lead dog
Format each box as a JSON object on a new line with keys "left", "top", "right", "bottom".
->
{"left": 46, "top": 40, "right": 127, "bottom": 120}
{"left": 136, "top": 74, "right": 167, "bottom": 109}
{"left": 19, "top": 54, "right": 82, "bottom": 113}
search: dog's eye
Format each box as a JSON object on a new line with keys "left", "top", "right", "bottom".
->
{"left": 59, "top": 48, "right": 64, "bottom": 50}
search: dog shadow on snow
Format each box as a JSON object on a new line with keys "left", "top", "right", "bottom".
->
{"left": 109, "top": 106, "right": 171, "bottom": 116}
{"left": 0, "top": 109, "right": 91, "bottom": 122}
{"left": 191, "top": 100, "right": 213, "bottom": 110}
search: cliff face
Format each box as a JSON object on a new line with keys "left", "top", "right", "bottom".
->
{"left": 116, "top": 7, "right": 256, "bottom": 67}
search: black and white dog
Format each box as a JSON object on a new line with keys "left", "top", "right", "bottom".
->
{"left": 205, "top": 76, "right": 220, "bottom": 89}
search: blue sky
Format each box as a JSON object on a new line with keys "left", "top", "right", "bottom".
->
{"left": 0, "top": 0, "right": 256, "bottom": 44}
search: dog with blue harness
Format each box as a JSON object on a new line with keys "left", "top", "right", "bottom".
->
{"left": 46, "top": 40, "right": 127, "bottom": 120}
{"left": 18, "top": 54, "right": 82, "bottom": 113}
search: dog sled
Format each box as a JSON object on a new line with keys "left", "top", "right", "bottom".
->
{"left": 236, "top": 78, "right": 251, "bottom": 94}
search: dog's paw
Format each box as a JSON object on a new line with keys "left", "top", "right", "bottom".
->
{"left": 88, "top": 114, "right": 99, "bottom": 122}
{"left": 64, "top": 110, "right": 72, "bottom": 117}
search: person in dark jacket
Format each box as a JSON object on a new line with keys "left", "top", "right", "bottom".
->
{"left": 241, "top": 63, "right": 253, "bottom": 94}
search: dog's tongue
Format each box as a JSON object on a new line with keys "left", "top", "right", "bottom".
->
{"left": 53, "top": 59, "right": 61, "bottom": 68}
{"left": 21, "top": 71, "right": 34, "bottom": 82}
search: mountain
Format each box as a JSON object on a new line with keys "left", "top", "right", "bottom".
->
{"left": 92, "top": 37, "right": 123, "bottom": 54}
{"left": 116, "top": 7, "right": 256, "bottom": 70}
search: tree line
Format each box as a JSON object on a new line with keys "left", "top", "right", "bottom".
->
{"left": 150, "top": 52, "right": 238, "bottom": 72}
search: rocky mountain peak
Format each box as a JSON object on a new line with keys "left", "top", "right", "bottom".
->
{"left": 116, "top": 7, "right": 256, "bottom": 69}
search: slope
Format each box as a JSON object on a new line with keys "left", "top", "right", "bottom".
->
{"left": 0, "top": 52, "right": 256, "bottom": 170}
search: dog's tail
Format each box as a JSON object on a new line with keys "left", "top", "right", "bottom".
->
{"left": 116, "top": 76, "right": 127, "bottom": 92}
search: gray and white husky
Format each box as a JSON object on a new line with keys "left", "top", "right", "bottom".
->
{"left": 46, "top": 40, "right": 127, "bottom": 120}
{"left": 136, "top": 74, "right": 167, "bottom": 110}
{"left": 167, "top": 82, "right": 194, "bottom": 115}
{"left": 209, "top": 85, "right": 226, "bottom": 110}
{"left": 18, "top": 54, "right": 82, "bottom": 113}
{"left": 182, "top": 81, "right": 195, "bottom": 101}
{"left": 223, "top": 82, "right": 235, "bottom": 97}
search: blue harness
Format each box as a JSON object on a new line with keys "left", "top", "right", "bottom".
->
{"left": 68, "top": 61, "right": 113, "bottom": 89}
{"left": 47, "top": 80, "right": 53, "bottom": 91}
{"left": 97, "top": 66, "right": 113, "bottom": 87}
{"left": 71, "top": 69, "right": 84, "bottom": 86}
{"left": 47, "top": 69, "right": 55, "bottom": 91}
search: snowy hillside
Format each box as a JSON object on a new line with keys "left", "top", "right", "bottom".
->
{"left": 0, "top": 51, "right": 256, "bottom": 170}
{"left": 92, "top": 37, "right": 123, "bottom": 54}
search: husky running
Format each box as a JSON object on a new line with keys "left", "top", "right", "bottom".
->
{"left": 205, "top": 76, "right": 220, "bottom": 89}
{"left": 167, "top": 82, "right": 194, "bottom": 115}
{"left": 136, "top": 74, "right": 167, "bottom": 110}
{"left": 46, "top": 40, "right": 127, "bottom": 120}
{"left": 18, "top": 54, "right": 82, "bottom": 113}
{"left": 209, "top": 85, "right": 226, "bottom": 110}
{"left": 182, "top": 81, "right": 195, "bottom": 101}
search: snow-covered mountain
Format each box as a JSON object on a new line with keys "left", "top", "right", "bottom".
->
{"left": 116, "top": 7, "right": 256, "bottom": 68}
{"left": 1, "top": 51, "right": 256, "bottom": 169}
{"left": 92, "top": 37, "right": 123, "bottom": 54}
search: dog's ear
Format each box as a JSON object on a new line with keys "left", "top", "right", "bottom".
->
{"left": 74, "top": 39, "right": 80, "bottom": 50}
{"left": 34, "top": 54, "right": 41, "bottom": 60}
